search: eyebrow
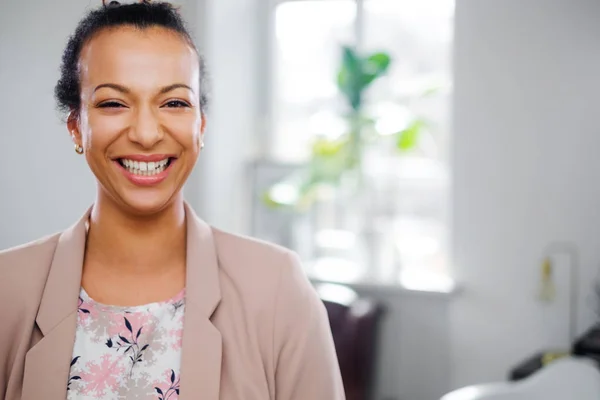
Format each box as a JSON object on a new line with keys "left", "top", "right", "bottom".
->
{"left": 93, "top": 83, "right": 194, "bottom": 94}
{"left": 159, "top": 83, "right": 195, "bottom": 94}
{"left": 94, "top": 83, "right": 129, "bottom": 94}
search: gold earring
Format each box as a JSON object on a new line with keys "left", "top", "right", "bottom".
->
{"left": 75, "top": 144, "right": 84, "bottom": 154}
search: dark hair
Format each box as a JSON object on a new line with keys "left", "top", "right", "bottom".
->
{"left": 54, "top": 1, "right": 209, "bottom": 118}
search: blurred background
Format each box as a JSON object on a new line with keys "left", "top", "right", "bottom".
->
{"left": 2, "top": 0, "right": 600, "bottom": 399}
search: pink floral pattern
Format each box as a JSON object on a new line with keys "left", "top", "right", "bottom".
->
{"left": 67, "top": 288, "right": 185, "bottom": 399}
{"left": 153, "top": 369, "right": 180, "bottom": 400}
{"left": 78, "top": 354, "right": 126, "bottom": 396}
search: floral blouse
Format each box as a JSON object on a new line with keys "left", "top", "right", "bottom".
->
{"left": 66, "top": 288, "right": 186, "bottom": 399}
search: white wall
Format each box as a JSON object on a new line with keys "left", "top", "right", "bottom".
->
{"left": 0, "top": 1, "right": 96, "bottom": 249}
{"left": 191, "top": 0, "right": 262, "bottom": 234}
{"left": 451, "top": 0, "right": 600, "bottom": 389}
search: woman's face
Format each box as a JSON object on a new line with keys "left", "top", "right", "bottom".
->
{"left": 69, "top": 26, "right": 205, "bottom": 216}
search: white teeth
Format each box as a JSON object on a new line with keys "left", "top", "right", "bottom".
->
{"left": 119, "top": 157, "right": 170, "bottom": 176}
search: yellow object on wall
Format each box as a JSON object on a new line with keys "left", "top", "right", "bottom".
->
{"left": 538, "top": 257, "right": 556, "bottom": 302}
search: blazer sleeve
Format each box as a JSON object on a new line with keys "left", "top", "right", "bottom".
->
{"left": 273, "top": 251, "right": 345, "bottom": 400}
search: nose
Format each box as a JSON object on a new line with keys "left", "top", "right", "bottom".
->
{"left": 128, "top": 105, "right": 164, "bottom": 149}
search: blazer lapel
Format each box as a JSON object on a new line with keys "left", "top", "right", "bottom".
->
{"left": 21, "top": 210, "right": 90, "bottom": 400}
{"left": 179, "top": 202, "right": 223, "bottom": 399}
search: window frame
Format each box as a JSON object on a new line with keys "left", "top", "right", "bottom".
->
{"left": 258, "top": 0, "right": 455, "bottom": 287}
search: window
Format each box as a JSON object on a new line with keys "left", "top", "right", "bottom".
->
{"left": 271, "top": 0, "right": 357, "bottom": 161}
{"left": 266, "top": 0, "right": 455, "bottom": 291}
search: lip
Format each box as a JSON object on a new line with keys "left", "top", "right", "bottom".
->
{"left": 113, "top": 158, "right": 176, "bottom": 186}
{"left": 114, "top": 154, "right": 177, "bottom": 162}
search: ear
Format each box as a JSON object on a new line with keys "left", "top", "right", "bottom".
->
{"left": 199, "top": 112, "right": 207, "bottom": 143}
{"left": 66, "top": 110, "right": 82, "bottom": 147}
{"left": 200, "top": 112, "right": 206, "bottom": 133}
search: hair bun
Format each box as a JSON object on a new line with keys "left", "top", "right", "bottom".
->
{"left": 102, "top": 0, "right": 154, "bottom": 6}
{"left": 102, "top": 0, "right": 121, "bottom": 7}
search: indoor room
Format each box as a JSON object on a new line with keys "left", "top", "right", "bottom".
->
{"left": 1, "top": 0, "right": 600, "bottom": 399}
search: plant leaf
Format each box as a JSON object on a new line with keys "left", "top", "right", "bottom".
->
{"left": 106, "top": 338, "right": 113, "bottom": 348}
{"left": 136, "top": 327, "right": 142, "bottom": 340}
{"left": 155, "top": 387, "right": 164, "bottom": 395}
{"left": 124, "top": 317, "right": 133, "bottom": 333}
{"left": 171, "top": 369, "right": 175, "bottom": 384}
{"left": 337, "top": 46, "right": 363, "bottom": 110}
{"left": 366, "top": 52, "right": 391, "bottom": 75}
{"left": 261, "top": 191, "right": 284, "bottom": 209}
{"left": 70, "top": 356, "right": 80, "bottom": 367}
{"left": 341, "top": 46, "right": 360, "bottom": 76}
{"left": 312, "top": 137, "right": 346, "bottom": 157}
{"left": 360, "top": 53, "right": 391, "bottom": 88}
{"left": 397, "top": 120, "right": 424, "bottom": 151}
{"left": 119, "top": 335, "right": 131, "bottom": 344}
{"left": 421, "top": 86, "right": 441, "bottom": 97}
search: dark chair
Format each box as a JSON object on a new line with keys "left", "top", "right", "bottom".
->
{"left": 316, "top": 284, "right": 386, "bottom": 400}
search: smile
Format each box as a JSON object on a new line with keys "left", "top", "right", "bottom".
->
{"left": 114, "top": 155, "right": 177, "bottom": 186}
{"left": 118, "top": 158, "right": 172, "bottom": 176}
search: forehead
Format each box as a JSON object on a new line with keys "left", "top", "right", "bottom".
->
{"left": 79, "top": 26, "right": 199, "bottom": 91}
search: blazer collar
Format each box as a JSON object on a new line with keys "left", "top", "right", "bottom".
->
{"left": 21, "top": 209, "right": 88, "bottom": 400}
{"left": 35, "top": 207, "right": 89, "bottom": 335}
{"left": 22, "top": 202, "right": 223, "bottom": 400}
{"left": 179, "top": 202, "right": 223, "bottom": 399}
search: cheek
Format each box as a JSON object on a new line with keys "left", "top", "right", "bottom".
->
{"left": 168, "top": 115, "right": 202, "bottom": 152}
{"left": 81, "top": 110, "right": 126, "bottom": 152}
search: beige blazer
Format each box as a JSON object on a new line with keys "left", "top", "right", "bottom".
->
{"left": 0, "top": 203, "right": 345, "bottom": 400}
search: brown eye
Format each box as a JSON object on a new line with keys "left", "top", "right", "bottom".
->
{"left": 163, "top": 100, "right": 190, "bottom": 108}
{"left": 98, "top": 101, "right": 126, "bottom": 108}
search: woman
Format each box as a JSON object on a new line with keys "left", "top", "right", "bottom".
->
{"left": 0, "top": 1, "right": 344, "bottom": 399}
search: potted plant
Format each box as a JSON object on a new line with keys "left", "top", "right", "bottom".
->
{"left": 263, "top": 45, "right": 435, "bottom": 268}
{"left": 264, "top": 46, "right": 427, "bottom": 209}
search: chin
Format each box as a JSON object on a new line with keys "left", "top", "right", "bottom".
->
{"left": 118, "top": 190, "right": 180, "bottom": 217}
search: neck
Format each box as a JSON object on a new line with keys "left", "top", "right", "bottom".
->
{"left": 85, "top": 191, "right": 187, "bottom": 275}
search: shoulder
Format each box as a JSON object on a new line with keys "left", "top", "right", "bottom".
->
{"left": 0, "top": 233, "right": 60, "bottom": 267}
{"left": 0, "top": 234, "right": 61, "bottom": 297}
{"left": 209, "top": 227, "right": 326, "bottom": 331}
{"left": 210, "top": 227, "right": 312, "bottom": 304}
{"left": 211, "top": 227, "right": 297, "bottom": 271}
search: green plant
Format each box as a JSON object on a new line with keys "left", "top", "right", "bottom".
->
{"left": 264, "top": 45, "right": 428, "bottom": 210}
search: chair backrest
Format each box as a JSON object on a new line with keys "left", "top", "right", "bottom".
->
{"left": 322, "top": 297, "right": 386, "bottom": 400}
{"left": 441, "top": 357, "right": 600, "bottom": 400}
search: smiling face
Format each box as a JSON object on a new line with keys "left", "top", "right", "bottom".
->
{"left": 68, "top": 25, "right": 205, "bottom": 216}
